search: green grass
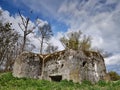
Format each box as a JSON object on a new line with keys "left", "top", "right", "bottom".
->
{"left": 0, "top": 72, "right": 120, "bottom": 90}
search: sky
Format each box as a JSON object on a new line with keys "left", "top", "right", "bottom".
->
{"left": 0, "top": 0, "right": 120, "bottom": 74}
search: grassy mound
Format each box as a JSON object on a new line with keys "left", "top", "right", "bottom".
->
{"left": 0, "top": 72, "right": 120, "bottom": 90}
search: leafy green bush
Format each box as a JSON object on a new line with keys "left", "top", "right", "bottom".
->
{"left": 108, "top": 71, "right": 120, "bottom": 81}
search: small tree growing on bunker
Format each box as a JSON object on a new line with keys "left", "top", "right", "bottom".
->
{"left": 60, "top": 31, "right": 82, "bottom": 50}
{"left": 60, "top": 30, "right": 92, "bottom": 51}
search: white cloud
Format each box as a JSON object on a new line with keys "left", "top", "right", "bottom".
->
{"left": 49, "top": 35, "right": 64, "bottom": 51}
{"left": 105, "top": 54, "right": 120, "bottom": 65}
{"left": 0, "top": 9, "right": 22, "bottom": 34}
{"left": 57, "top": 0, "right": 120, "bottom": 54}
{"left": 18, "top": 0, "right": 63, "bottom": 19}
{"left": 36, "top": 19, "right": 48, "bottom": 27}
{"left": 0, "top": 7, "right": 65, "bottom": 53}
{"left": 18, "top": 0, "right": 120, "bottom": 54}
{"left": 105, "top": 53, "right": 120, "bottom": 74}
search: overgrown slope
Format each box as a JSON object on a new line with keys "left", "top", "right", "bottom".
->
{"left": 0, "top": 72, "right": 120, "bottom": 90}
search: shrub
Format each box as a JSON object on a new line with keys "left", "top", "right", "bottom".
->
{"left": 108, "top": 71, "right": 120, "bottom": 81}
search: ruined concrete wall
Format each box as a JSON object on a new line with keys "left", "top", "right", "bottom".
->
{"left": 13, "top": 52, "right": 42, "bottom": 79}
{"left": 77, "top": 50, "right": 106, "bottom": 83}
{"left": 13, "top": 50, "right": 107, "bottom": 83}
{"left": 44, "top": 50, "right": 106, "bottom": 83}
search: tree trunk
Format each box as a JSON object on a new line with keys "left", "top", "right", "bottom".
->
{"left": 22, "top": 32, "right": 26, "bottom": 52}
{"left": 40, "top": 37, "right": 44, "bottom": 54}
{"left": 41, "top": 59, "right": 44, "bottom": 79}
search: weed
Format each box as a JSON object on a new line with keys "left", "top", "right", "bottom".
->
{"left": 0, "top": 72, "right": 120, "bottom": 90}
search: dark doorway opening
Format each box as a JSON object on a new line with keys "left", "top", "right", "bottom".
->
{"left": 83, "top": 61, "right": 87, "bottom": 67}
{"left": 49, "top": 75, "right": 62, "bottom": 82}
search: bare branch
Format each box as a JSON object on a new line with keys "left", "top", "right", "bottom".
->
{"left": 18, "top": 10, "right": 26, "bottom": 29}
{"left": 18, "top": 23, "right": 24, "bottom": 31}
{"left": 26, "top": 30, "right": 33, "bottom": 35}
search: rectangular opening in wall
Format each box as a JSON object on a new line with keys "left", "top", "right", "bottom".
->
{"left": 49, "top": 75, "right": 62, "bottom": 82}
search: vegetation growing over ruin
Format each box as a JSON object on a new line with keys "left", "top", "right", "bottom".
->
{"left": 0, "top": 72, "right": 120, "bottom": 90}
{"left": 0, "top": 6, "right": 119, "bottom": 89}
{"left": 60, "top": 30, "right": 92, "bottom": 51}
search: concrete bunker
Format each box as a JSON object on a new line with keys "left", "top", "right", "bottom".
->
{"left": 13, "top": 50, "right": 107, "bottom": 83}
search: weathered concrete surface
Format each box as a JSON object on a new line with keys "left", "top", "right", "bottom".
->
{"left": 13, "top": 52, "right": 42, "bottom": 79}
{"left": 13, "top": 49, "right": 107, "bottom": 83}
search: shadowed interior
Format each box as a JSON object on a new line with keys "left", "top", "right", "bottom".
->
{"left": 49, "top": 75, "right": 62, "bottom": 82}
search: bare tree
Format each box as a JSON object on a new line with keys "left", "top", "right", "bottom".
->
{"left": 18, "top": 10, "right": 35, "bottom": 52}
{"left": 35, "top": 22, "right": 53, "bottom": 79}
{"left": 36, "top": 23, "right": 53, "bottom": 54}
{"left": 0, "top": 22, "right": 19, "bottom": 71}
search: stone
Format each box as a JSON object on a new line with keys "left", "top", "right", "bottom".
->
{"left": 13, "top": 51, "right": 42, "bottom": 79}
{"left": 13, "top": 49, "right": 107, "bottom": 83}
